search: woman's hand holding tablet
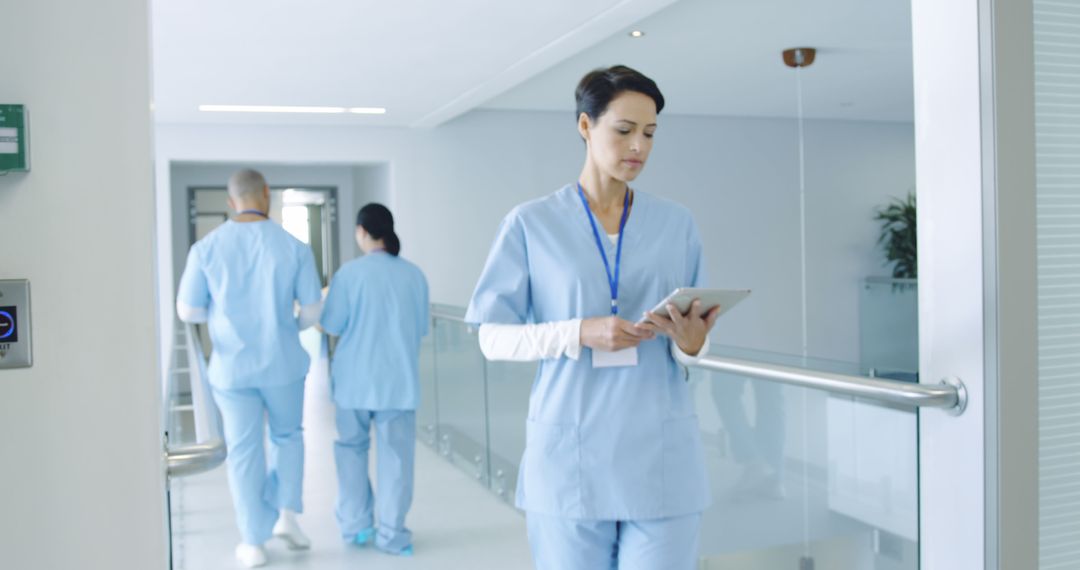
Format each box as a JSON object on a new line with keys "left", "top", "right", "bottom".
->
{"left": 580, "top": 315, "right": 656, "bottom": 352}
{"left": 638, "top": 288, "right": 750, "bottom": 355}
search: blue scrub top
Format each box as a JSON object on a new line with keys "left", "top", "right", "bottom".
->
{"left": 466, "top": 184, "right": 711, "bottom": 520}
{"left": 321, "top": 252, "right": 430, "bottom": 411}
{"left": 177, "top": 220, "right": 322, "bottom": 390}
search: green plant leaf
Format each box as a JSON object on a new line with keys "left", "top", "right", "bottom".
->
{"left": 874, "top": 191, "right": 917, "bottom": 279}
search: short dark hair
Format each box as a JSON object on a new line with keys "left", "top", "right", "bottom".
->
{"left": 575, "top": 65, "right": 665, "bottom": 123}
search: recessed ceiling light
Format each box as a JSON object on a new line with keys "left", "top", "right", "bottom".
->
{"left": 198, "top": 104, "right": 387, "bottom": 115}
{"left": 629, "top": 30, "right": 645, "bottom": 38}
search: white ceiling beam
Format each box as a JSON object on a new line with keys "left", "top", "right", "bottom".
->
{"left": 411, "top": 0, "right": 680, "bottom": 128}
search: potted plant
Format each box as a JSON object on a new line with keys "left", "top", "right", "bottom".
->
{"left": 873, "top": 192, "right": 917, "bottom": 280}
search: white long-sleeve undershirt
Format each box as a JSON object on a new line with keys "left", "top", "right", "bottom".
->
{"left": 176, "top": 300, "right": 208, "bottom": 324}
{"left": 477, "top": 320, "right": 710, "bottom": 365}
{"left": 478, "top": 320, "right": 584, "bottom": 361}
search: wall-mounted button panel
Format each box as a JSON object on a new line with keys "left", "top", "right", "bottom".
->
{"left": 0, "top": 280, "right": 32, "bottom": 369}
{"left": 0, "top": 105, "right": 30, "bottom": 173}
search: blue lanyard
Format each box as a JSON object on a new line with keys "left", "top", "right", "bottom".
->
{"left": 577, "top": 183, "right": 630, "bottom": 316}
{"left": 239, "top": 209, "right": 268, "bottom": 218}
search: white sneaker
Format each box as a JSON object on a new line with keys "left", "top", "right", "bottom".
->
{"left": 273, "top": 509, "right": 312, "bottom": 550}
{"left": 235, "top": 544, "right": 267, "bottom": 568}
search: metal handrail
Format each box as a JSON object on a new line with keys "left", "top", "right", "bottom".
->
{"left": 428, "top": 304, "right": 967, "bottom": 415}
{"left": 185, "top": 323, "right": 222, "bottom": 441}
{"left": 431, "top": 303, "right": 467, "bottom": 322}
{"left": 167, "top": 440, "right": 227, "bottom": 478}
{"left": 693, "top": 355, "right": 966, "bottom": 414}
{"left": 164, "top": 323, "right": 227, "bottom": 478}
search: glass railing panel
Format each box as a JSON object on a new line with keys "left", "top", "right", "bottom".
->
{"left": 417, "top": 331, "right": 438, "bottom": 446}
{"left": 164, "top": 324, "right": 197, "bottom": 447}
{"left": 708, "top": 344, "right": 864, "bottom": 376}
{"left": 693, "top": 346, "right": 918, "bottom": 569}
{"left": 431, "top": 313, "right": 491, "bottom": 485}
{"left": 422, "top": 309, "right": 918, "bottom": 568}
{"left": 483, "top": 359, "right": 535, "bottom": 502}
{"left": 859, "top": 278, "right": 919, "bottom": 380}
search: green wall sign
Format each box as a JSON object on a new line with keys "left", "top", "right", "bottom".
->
{"left": 0, "top": 105, "right": 29, "bottom": 172}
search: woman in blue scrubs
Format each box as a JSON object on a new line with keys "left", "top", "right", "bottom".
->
{"left": 466, "top": 65, "right": 720, "bottom": 569}
{"left": 320, "top": 203, "right": 429, "bottom": 556}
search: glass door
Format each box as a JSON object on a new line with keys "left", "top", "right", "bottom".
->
{"left": 188, "top": 186, "right": 339, "bottom": 285}
{"left": 679, "top": 2, "right": 922, "bottom": 567}
{"left": 415, "top": 2, "right": 929, "bottom": 567}
{"left": 409, "top": 0, "right": 1025, "bottom": 566}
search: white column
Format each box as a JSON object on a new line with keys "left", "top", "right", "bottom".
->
{"left": 913, "top": 0, "right": 1038, "bottom": 568}
{"left": 0, "top": 0, "right": 166, "bottom": 568}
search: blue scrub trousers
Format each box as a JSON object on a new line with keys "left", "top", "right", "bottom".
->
{"left": 212, "top": 381, "right": 306, "bottom": 545}
{"left": 334, "top": 408, "right": 416, "bottom": 552}
{"left": 526, "top": 512, "right": 702, "bottom": 570}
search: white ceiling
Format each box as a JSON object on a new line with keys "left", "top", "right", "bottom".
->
{"left": 484, "top": 0, "right": 914, "bottom": 122}
{"left": 152, "top": 0, "right": 914, "bottom": 127}
{"left": 151, "top": 0, "right": 679, "bottom": 127}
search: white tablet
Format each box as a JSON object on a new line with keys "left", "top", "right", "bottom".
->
{"left": 638, "top": 288, "right": 751, "bottom": 324}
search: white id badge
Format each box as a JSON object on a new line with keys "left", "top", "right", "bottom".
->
{"left": 592, "top": 347, "right": 639, "bottom": 368}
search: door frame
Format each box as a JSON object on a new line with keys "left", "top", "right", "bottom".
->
{"left": 913, "top": 0, "right": 1038, "bottom": 568}
{"left": 186, "top": 185, "right": 341, "bottom": 283}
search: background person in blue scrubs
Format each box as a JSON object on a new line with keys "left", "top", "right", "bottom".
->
{"left": 320, "top": 203, "right": 430, "bottom": 557}
{"left": 176, "top": 169, "right": 323, "bottom": 568}
{"left": 466, "top": 65, "right": 721, "bottom": 570}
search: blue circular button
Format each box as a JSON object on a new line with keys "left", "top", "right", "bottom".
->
{"left": 0, "top": 310, "right": 14, "bottom": 340}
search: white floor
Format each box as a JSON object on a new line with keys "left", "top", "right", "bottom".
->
{"left": 169, "top": 333, "right": 533, "bottom": 570}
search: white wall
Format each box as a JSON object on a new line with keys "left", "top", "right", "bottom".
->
{"left": 156, "top": 109, "right": 914, "bottom": 364}
{"left": 1035, "top": 1, "right": 1080, "bottom": 565}
{"left": 0, "top": 1, "right": 167, "bottom": 568}
{"left": 350, "top": 163, "right": 392, "bottom": 259}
